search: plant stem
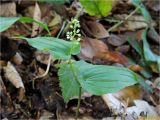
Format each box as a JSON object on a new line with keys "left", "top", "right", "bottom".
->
{"left": 76, "top": 87, "right": 82, "bottom": 120}
{"left": 107, "top": 6, "right": 140, "bottom": 32}
{"left": 69, "top": 61, "right": 82, "bottom": 119}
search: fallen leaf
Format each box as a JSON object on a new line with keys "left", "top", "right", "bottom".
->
{"left": 96, "top": 51, "right": 128, "bottom": 65}
{"left": 111, "top": 15, "right": 155, "bottom": 31}
{"left": 115, "top": 45, "right": 130, "bottom": 53}
{"left": 107, "top": 34, "right": 127, "bottom": 46}
{"left": 112, "top": 85, "right": 142, "bottom": 106}
{"left": 11, "top": 52, "right": 23, "bottom": 65}
{"left": 128, "top": 64, "right": 143, "bottom": 72}
{"left": 80, "top": 37, "right": 108, "bottom": 60}
{"left": 127, "top": 100, "right": 158, "bottom": 116}
{"left": 48, "top": 12, "right": 62, "bottom": 27}
{"left": 80, "top": 37, "right": 128, "bottom": 65}
{"left": 0, "top": 2, "right": 17, "bottom": 17}
{"left": 3, "top": 62, "right": 24, "bottom": 89}
{"left": 31, "top": 2, "right": 41, "bottom": 37}
{"left": 82, "top": 21, "right": 109, "bottom": 38}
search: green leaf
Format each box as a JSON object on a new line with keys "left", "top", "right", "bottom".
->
{"left": 21, "top": 37, "right": 80, "bottom": 59}
{"left": 131, "top": 0, "right": 152, "bottom": 22}
{"left": 58, "top": 63, "right": 82, "bottom": 102}
{"left": 76, "top": 61, "right": 138, "bottom": 95}
{"left": 0, "top": 17, "right": 50, "bottom": 34}
{"left": 0, "top": 17, "right": 19, "bottom": 32}
{"left": 127, "top": 37, "right": 143, "bottom": 57}
{"left": 142, "top": 28, "right": 160, "bottom": 62}
{"left": 19, "top": 17, "right": 50, "bottom": 35}
{"left": 80, "top": 0, "right": 112, "bottom": 17}
{"left": 58, "top": 60, "right": 138, "bottom": 102}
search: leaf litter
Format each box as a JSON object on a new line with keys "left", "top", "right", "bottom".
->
{"left": 0, "top": 0, "right": 160, "bottom": 119}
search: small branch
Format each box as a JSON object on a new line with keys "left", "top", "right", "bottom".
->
{"left": 107, "top": 6, "right": 140, "bottom": 32}
{"left": 32, "top": 54, "right": 52, "bottom": 89}
{"left": 57, "top": 21, "right": 67, "bottom": 38}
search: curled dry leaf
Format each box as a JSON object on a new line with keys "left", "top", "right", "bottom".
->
{"left": 31, "top": 2, "right": 41, "bottom": 37}
{"left": 0, "top": 2, "right": 17, "bottom": 17}
{"left": 82, "top": 21, "right": 109, "bottom": 38}
{"left": 3, "top": 62, "right": 24, "bottom": 89}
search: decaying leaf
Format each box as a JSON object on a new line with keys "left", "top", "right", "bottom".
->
{"left": 111, "top": 15, "right": 155, "bottom": 31}
{"left": 11, "top": 52, "right": 23, "bottom": 65}
{"left": 80, "top": 37, "right": 108, "bottom": 60}
{"left": 107, "top": 34, "right": 127, "bottom": 46}
{"left": 80, "top": 37, "right": 128, "bottom": 65}
{"left": 3, "top": 62, "right": 24, "bottom": 89}
{"left": 48, "top": 12, "right": 62, "bottom": 27}
{"left": 127, "top": 100, "right": 158, "bottom": 116}
{"left": 31, "top": 2, "right": 41, "bottom": 37}
{"left": 0, "top": 2, "right": 17, "bottom": 17}
{"left": 112, "top": 85, "right": 142, "bottom": 106}
{"left": 82, "top": 21, "right": 109, "bottom": 38}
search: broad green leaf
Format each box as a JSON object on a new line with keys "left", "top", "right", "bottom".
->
{"left": 142, "top": 28, "right": 160, "bottom": 62}
{"left": 58, "top": 60, "right": 138, "bottom": 102}
{"left": 21, "top": 37, "right": 80, "bottom": 59}
{"left": 58, "top": 63, "right": 82, "bottom": 102}
{"left": 0, "top": 17, "right": 50, "bottom": 34}
{"left": 131, "top": 0, "right": 152, "bottom": 22}
{"left": 127, "top": 37, "right": 143, "bottom": 57}
{"left": 0, "top": 17, "right": 19, "bottom": 32}
{"left": 75, "top": 61, "right": 138, "bottom": 95}
{"left": 80, "top": 0, "right": 112, "bottom": 17}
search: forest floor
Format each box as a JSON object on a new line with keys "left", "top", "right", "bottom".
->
{"left": 0, "top": 0, "right": 160, "bottom": 120}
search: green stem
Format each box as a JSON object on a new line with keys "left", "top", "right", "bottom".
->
{"left": 76, "top": 87, "right": 82, "bottom": 120}
{"left": 69, "top": 61, "right": 81, "bottom": 119}
{"left": 107, "top": 6, "right": 140, "bottom": 32}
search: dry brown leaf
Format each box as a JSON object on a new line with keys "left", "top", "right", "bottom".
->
{"left": 96, "top": 51, "right": 128, "bottom": 65}
{"left": 31, "top": 2, "right": 41, "bottom": 37}
{"left": 3, "top": 62, "right": 24, "bottom": 89}
{"left": 128, "top": 65, "right": 143, "bottom": 72}
{"left": 0, "top": 2, "right": 17, "bottom": 17}
{"left": 11, "top": 52, "right": 23, "bottom": 65}
{"left": 111, "top": 15, "right": 155, "bottom": 31}
{"left": 107, "top": 34, "right": 127, "bottom": 46}
{"left": 82, "top": 21, "right": 109, "bottom": 38}
{"left": 80, "top": 37, "right": 128, "bottom": 65}
{"left": 80, "top": 37, "right": 108, "bottom": 60}
{"left": 112, "top": 85, "right": 142, "bottom": 106}
{"left": 48, "top": 12, "right": 62, "bottom": 27}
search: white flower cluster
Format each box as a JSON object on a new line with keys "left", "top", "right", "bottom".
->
{"left": 66, "top": 19, "right": 81, "bottom": 41}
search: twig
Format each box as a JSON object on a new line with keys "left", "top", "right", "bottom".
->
{"left": 107, "top": 6, "right": 140, "bottom": 32}
{"left": 32, "top": 54, "right": 52, "bottom": 89}
{"left": 57, "top": 21, "right": 67, "bottom": 38}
